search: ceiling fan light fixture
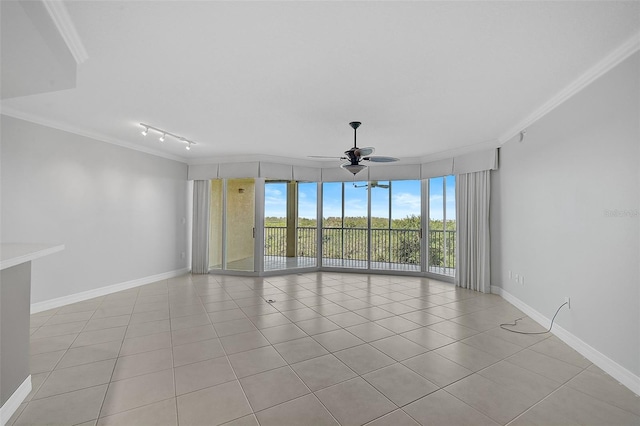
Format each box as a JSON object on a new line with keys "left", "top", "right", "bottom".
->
{"left": 341, "top": 163, "right": 367, "bottom": 175}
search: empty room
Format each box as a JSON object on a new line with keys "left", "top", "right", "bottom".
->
{"left": 1, "top": 1, "right": 638, "bottom": 425}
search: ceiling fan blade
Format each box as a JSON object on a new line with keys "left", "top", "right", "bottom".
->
{"left": 354, "top": 147, "right": 374, "bottom": 157}
{"left": 308, "top": 155, "right": 347, "bottom": 159}
{"left": 362, "top": 156, "right": 399, "bottom": 163}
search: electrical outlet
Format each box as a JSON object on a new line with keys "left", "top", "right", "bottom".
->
{"left": 515, "top": 274, "right": 519, "bottom": 282}
{"left": 520, "top": 275, "right": 525, "bottom": 285}
{"left": 564, "top": 297, "right": 571, "bottom": 309}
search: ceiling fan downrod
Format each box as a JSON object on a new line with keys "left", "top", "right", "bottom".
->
{"left": 349, "top": 121, "right": 361, "bottom": 149}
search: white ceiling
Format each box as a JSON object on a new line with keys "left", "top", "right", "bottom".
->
{"left": 2, "top": 1, "right": 639, "bottom": 164}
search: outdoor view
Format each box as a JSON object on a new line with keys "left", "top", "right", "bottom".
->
{"left": 264, "top": 177, "right": 456, "bottom": 275}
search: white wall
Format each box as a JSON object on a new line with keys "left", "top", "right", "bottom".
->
{"left": 1, "top": 116, "right": 190, "bottom": 304}
{"left": 491, "top": 52, "right": 639, "bottom": 377}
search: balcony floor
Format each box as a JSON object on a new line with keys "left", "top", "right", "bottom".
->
{"left": 264, "top": 256, "right": 455, "bottom": 277}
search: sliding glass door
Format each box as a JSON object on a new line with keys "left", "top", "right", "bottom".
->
{"left": 225, "top": 179, "right": 255, "bottom": 271}
{"left": 427, "top": 175, "right": 456, "bottom": 276}
{"left": 208, "top": 178, "right": 256, "bottom": 272}
{"left": 206, "top": 176, "right": 454, "bottom": 277}
{"left": 264, "top": 181, "right": 287, "bottom": 270}
{"left": 263, "top": 181, "right": 318, "bottom": 271}
{"left": 209, "top": 180, "right": 223, "bottom": 270}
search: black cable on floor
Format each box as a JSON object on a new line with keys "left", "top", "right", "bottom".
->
{"left": 500, "top": 301, "right": 569, "bottom": 335}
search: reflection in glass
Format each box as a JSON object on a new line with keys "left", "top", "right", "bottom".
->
{"left": 225, "top": 178, "right": 255, "bottom": 271}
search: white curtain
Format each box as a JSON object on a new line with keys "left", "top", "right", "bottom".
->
{"left": 191, "top": 180, "right": 211, "bottom": 274}
{"left": 456, "top": 170, "right": 491, "bottom": 292}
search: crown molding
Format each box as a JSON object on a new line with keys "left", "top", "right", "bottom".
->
{"left": 2, "top": 105, "right": 499, "bottom": 170}
{"left": 499, "top": 31, "right": 640, "bottom": 145}
{"left": 188, "top": 141, "right": 502, "bottom": 167}
{"left": 1, "top": 107, "right": 188, "bottom": 164}
{"left": 417, "top": 139, "right": 500, "bottom": 164}
{"left": 41, "top": 0, "right": 88, "bottom": 64}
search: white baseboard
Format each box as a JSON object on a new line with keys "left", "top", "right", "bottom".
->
{"left": 0, "top": 375, "right": 31, "bottom": 426}
{"left": 31, "top": 268, "right": 189, "bottom": 314}
{"left": 491, "top": 285, "right": 640, "bottom": 396}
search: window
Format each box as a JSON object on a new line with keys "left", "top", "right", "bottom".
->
{"left": 322, "top": 181, "right": 368, "bottom": 268}
{"left": 371, "top": 180, "right": 421, "bottom": 271}
{"left": 297, "top": 182, "right": 317, "bottom": 262}
{"left": 427, "top": 175, "right": 456, "bottom": 276}
{"left": 321, "top": 180, "right": 421, "bottom": 271}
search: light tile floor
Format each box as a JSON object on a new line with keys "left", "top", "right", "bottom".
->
{"left": 10, "top": 272, "right": 640, "bottom": 426}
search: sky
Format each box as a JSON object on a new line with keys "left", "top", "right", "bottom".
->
{"left": 265, "top": 177, "right": 456, "bottom": 221}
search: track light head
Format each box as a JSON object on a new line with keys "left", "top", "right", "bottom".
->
{"left": 138, "top": 123, "right": 195, "bottom": 150}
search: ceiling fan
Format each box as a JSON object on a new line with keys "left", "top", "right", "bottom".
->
{"left": 310, "top": 122, "right": 399, "bottom": 175}
{"left": 353, "top": 180, "right": 390, "bottom": 189}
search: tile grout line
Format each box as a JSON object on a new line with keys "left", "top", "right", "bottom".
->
{"left": 95, "top": 282, "right": 144, "bottom": 422}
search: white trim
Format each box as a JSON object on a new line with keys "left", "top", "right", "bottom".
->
{"left": 41, "top": 0, "right": 88, "bottom": 64}
{"left": 0, "top": 375, "right": 31, "bottom": 426}
{"left": 417, "top": 139, "right": 500, "bottom": 164}
{"left": 1, "top": 110, "right": 187, "bottom": 164}
{"left": 491, "top": 285, "right": 640, "bottom": 396}
{"left": 499, "top": 31, "right": 640, "bottom": 144}
{"left": 30, "top": 268, "right": 189, "bottom": 314}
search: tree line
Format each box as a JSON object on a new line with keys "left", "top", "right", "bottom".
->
{"left": 264, "top": 214, "right": 456, "bottom": 268}
{"left": 266, "top": 214, "right": 456, "bottom": 231}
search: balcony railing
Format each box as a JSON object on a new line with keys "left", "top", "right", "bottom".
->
{"left": 264, "top": 226, "right": 456, "bottom": 271}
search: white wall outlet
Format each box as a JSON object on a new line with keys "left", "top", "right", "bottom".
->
{"left": 565, "top": 296, "right": 571, "bottom": 309}
{"left": 515, "top": 274, "right": 519, "bottom": 282}
{"left": 520, "top": 275, "right": 525, "bottom": 285}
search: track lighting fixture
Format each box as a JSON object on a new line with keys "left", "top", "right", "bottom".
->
{"left": 139, "top": 123, "right": 196, "bottom": 149}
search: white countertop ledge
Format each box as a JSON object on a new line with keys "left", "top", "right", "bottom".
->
{"left": 1, "top": 243, "right": 65, "bottom": 270}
